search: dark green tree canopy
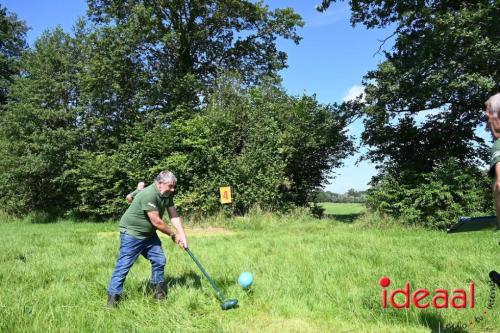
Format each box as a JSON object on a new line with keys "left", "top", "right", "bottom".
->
{"left": 0, "top": 28, "right": 81, "bottom": 214}
{"left": 317, "top": 1, "right": 498, "bottom": 227}
{"left": 86, "top": 0, "right": 304, "bottom": 121}
{"left": 319, "top": 1, "right": 499, "bottom": 173}
{"left": 0, "top": 5, "right": 27, "bottom": 106}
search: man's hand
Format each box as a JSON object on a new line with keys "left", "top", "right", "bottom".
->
{"left": 171, "top": 234, "right": 188, "bottom": 249}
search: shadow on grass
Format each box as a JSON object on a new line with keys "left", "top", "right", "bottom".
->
{"left": 214, "top": 277, "right": 238, "bottom": 289}
{"left": 138, "top": 272, "right": 203, "bottom": 295}
{"left": 324, "top": 213, "right": 364, "bottom": 223}
{"left": 166, "top": 272, "right": 202, "bottom": 289}
{"left": 419, "top": 312, "right": 470, "bottom": 333}
{"left": 179, "top": 273, "right": 238, "bottom": 296}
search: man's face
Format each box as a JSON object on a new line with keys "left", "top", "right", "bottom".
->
{"left": 157, "top": 181, "right": 176, "bottom": 195}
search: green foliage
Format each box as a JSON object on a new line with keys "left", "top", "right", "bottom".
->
{"left": 169, "top": 77, "right": 353, "bottom": 215}
{"left": 0, "top": 28, "right": 81, "bottom": 215}
{"left": 355, "top": 1, "right": 499, "bottom": 173}
{"left": 0, "top": 5, "right": 27, "bottom": 107}
{"left": 366, "top": 160, "right": 493, "bottom": 229}
{"left": 63, "top": 75, "right": 353, "bottom": 219}
{"left": 320, "top": 1, "right": 499, "bottom": 227}
{"left": 0, "top": 4, "right": 353, "bottom": 219}
{"left": 86, "top": 0, "right": 304, "bottom": 122}
{"left": 75, "top": 18, "right": 151, "bottom": 151}
{"left": 309, "top": 202, "right": 325, "bottom": 218}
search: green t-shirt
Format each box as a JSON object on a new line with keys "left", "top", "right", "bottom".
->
{"left": 119, "top": 183, "right": 174, "bottom": 239}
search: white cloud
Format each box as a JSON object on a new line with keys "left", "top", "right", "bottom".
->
{"left": 342, "top": 85, "right": 365, "bottom": 102}
{"left": 305, "top": 4, "right": 350, "bottom": 28}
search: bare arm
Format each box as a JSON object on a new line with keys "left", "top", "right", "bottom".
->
{"left": 146, "top": 209, "right": 187, "bottom": 249}
{"left": 126, "top": 194, "right": 134, "bottom": 203}
{"left": 167, "top": 206, "right": 188, "bottom": 249}
{"left": 146, "top": 210, "right": 180, "bottom": 246}
{"left": 126, "top": 182, "right": 146, "bottom": 204}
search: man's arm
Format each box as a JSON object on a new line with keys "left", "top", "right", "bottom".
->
{"left": 167, "top": 206, "right": 188, "bottom": 249}
{"left": 126, "top": 190, "right": 137, "bottom": 203}
{"left": 126, "top": 182, "right": 146, "bottom": 203}
{"left": 146, "top": 210, "right": 187, "bottom": 249}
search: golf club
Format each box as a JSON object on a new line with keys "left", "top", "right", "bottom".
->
{"left": 185, "top": 247, "right": 238, "bottom": 310}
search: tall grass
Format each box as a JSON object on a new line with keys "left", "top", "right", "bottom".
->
{"left": 0, "top": 206, "right": 498, "bottom": 332}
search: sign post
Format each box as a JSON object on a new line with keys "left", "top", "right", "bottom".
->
{"left": 219, "top": 186, "right": 232, "bottom": 204}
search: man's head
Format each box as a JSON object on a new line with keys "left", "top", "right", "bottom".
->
{"left": 137, "top": 181, "right": 146, "bottom": 190}
{"left": 155, "top": 171, "right": 177, "bottom": 195}
{"left": 485, "top": 93, "right": 500, "bottom": 118}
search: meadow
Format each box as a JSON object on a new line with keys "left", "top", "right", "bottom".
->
{"left": 0, "top": 205, "right": 498, "bottom": 333}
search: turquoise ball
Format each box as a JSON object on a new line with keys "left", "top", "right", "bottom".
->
{"left": 238, "top": 272, "right": 253, "bottom": 289}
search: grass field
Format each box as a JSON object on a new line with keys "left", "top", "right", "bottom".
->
{"left": 0, "top": 205, "right": 498, "bottom": 332}
{"left": 320, "top": 202, "right": 365, "bottom": 215}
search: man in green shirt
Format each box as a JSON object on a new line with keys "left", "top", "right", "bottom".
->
{"left": 107, "top": 171, "right": 188, "bottom": 307}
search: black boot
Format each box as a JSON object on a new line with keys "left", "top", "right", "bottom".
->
{"left": 153, "top": 282, "right": 166, "bottom": 300}
{"left": 107, "top": 293, "right": 121, "bottom": 308}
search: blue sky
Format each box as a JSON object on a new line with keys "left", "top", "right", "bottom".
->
{"left": 2, "top": 0, "right": 395, "bottom": 193}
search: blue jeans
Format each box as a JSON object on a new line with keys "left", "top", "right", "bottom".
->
{"left": 107, "top": 232, "right": 166, "bottom": 295}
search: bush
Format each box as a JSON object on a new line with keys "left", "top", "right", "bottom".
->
{"left": 63, "top": 78, "right": 354, "bottom": 219}
{"left": 366, "top": 160, "right": 493, "bottom": 229}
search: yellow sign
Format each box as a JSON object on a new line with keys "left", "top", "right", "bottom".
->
{"left": 220, "top": 186, "right": 232, "bottom": 204}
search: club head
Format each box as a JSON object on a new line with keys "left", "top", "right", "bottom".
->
{"left": 220, "top": 298, "right": 238, "bottom": 310}
{"left": 490, "top": 271, "right": 500, "bottom": 288}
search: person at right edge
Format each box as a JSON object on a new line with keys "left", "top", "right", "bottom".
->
{"left": 484, "top": 92, "right": 500, "bottom": 288}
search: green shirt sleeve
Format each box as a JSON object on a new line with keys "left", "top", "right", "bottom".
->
{"left": 140, "top": 191, "right": 159, "bottom": 212}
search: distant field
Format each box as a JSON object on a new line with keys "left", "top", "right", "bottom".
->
{"left": 319, "top": 202, "right": 365, "bottom": 215}
{"left": 0, "top": 205, "right": 498, "bottom": 332}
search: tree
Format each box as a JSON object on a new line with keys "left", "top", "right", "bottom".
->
{"left": 317, "top": 1, "right": 499, "bottom": 226}
{"left": 0, "top": 28, "right": 81, "bottom": 215}
{"left": 317, "top": 1, "right": 499, "bottom": 173}
{"left": 0, "top": 5, "right": 27, "bottom": 108}
{"left": 74, "top": 18, "right": 152, "bottom": 151}
{"left": 86, "top": 0, "right": 304, "bottom": 122}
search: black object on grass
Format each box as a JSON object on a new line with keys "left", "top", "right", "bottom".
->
{"left": 447, "top": 215, "right": 497, "bottom": 233}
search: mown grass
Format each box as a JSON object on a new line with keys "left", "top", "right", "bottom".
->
{"left": 0, "top": 205, "right": 498, "bottom": 332}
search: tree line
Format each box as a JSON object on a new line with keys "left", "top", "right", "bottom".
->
{"left": 315, "top": 189, "right": 367, "bottom": 203}
{"left": 2, "top": 1, "right": 499, "bottom": 229}
{"left": 0, "top": 2, "right": 353, "bottom": 219}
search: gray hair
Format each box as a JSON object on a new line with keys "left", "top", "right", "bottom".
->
{"left": 485, "top": 93, "right": 500, "bottom": 114}
{"left": 156, "top": 170, "right": 177, "bottom": 184}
